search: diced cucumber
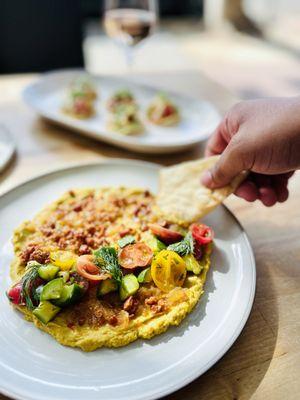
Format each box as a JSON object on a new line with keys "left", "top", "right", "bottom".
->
{"left": 137, "top": 267, "right": 152, "bottom": 283}
{"left": 35, "top": 285, "right": 44, "bottom": 300}
{"left": 147, "top": 236, "right": 166, "bottom": 254}
{"left": 97, "top": 279, "right": 118, "bottom": 297}
{"left": 33, "top": 301, "right": 61, "bottom": 324}
{"left": 183, "top": 254, "right": 202, "bottom": 275}
{"left": 38, "top": 264, "right": 60, "bottom": 281}
{"left": 119, "top": 274, "right": 139, "bottom": 301}
{"left": 40, "top": 278, "right": 64, "bottom": 301}
{"left": 52, "top": 283, "right": 84, "bottom": 307}
{"left": 118, "top": 235, "right": 135, "bottom": 248}
{"left": 58, "top": 270, "right": 70, "bottom": 283}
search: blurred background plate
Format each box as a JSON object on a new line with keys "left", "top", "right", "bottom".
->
{"left": 0, "top": 125, "right": 15, "bottom": 173}
{"left": 23, "top": 69, "right": 221, "bottom": 154}
{"left": 0, "top": 159, "right": 255, "bottom": 400}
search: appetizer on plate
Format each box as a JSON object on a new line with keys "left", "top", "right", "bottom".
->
{"left": 106, "top": 89, "right": 136, "bottom": 113}
{"left": 7, "top": 187, "right": 213, "bottom": 351}
{"left": 107, "top": 105, "right": 144, "bottom": 135}
{"left": 62, "top": 76, "right": 97, "bottom": 119}
{"left": 69, "top": 75, "right": 98, "bottom": 102}
{"left": 147, "top": 93, "right": 180, "bottom": 126}
{"left": 62, "top": 96, "right": 95, "bottom": 119}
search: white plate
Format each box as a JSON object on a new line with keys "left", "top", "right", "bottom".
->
{"left": 0, "top": 125, "right": 15, "bottom": 173}
{"left": 22, "top": 69, "right": 221, "bottom": 154}
{"left": 0, "top": 160, "right": 255, "bottom": 400}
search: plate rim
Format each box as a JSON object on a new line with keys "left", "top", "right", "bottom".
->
{"left": 0, "top": 159, "right": 256, "bottom": 400}
{"left": 22, "top": 68, "right": 221, "bottom": 154}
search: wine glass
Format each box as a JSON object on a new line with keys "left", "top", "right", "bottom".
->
{"left": 103, "top": 0, "right": 158, "bottom": 68}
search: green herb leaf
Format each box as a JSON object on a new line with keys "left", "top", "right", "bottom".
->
{"left": 167, "top": 232, "right": 194, "bottom": 257}
{"left": 21, "top": 264, "right": 41, "bottom": 310}
{"left": 118, "top": 235, "right": 135, "bottom": 248}
{"left": 94, "top": 247, "right": 122, "bottom": 284}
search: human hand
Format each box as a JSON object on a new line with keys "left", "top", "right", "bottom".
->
{"left": 202, "top": 98, "right": 300, "bottom": 206}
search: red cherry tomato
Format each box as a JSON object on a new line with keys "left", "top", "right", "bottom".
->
{"left": 162, "top": 105, "right": 174, "bottom": 118}
{"left": 7, "top": 283, "right": 23, "bottom": 305}
{"left": 148, "top": 224, "right": 183, "bottom": 244}
{"left": 191, "top": 223, "right": 214, "bottom": 245}
{"left": 76, "top": 255, "right": 111, "bottom": 282}
{"left": 119, "top": 243, "right": 153, "bottom": 270}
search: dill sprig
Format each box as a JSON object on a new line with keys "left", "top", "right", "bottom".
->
{"left": 94, "top": 247, "right": 123, "bottom": 284}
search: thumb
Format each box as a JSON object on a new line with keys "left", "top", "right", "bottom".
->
{"left": 201, "top": 139, "right": 247, "bottom": 188}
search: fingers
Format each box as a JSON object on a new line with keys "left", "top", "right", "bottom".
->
{"left": 258, "top": 187, "right": 277, "bottom": 207}
{"left": 202, "top": 136, "right": 248, "bottom": 189}
{"left": 233, "top": 173, "right": 292, "bottom": 206}
{"left": 235, "top": 181, "right": 258, "bottom": 202}
{"left": 205, "top": 120, "right": 229, "bottom": 157}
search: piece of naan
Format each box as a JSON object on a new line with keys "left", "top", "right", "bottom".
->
{"left": 156, "top": 155, "right": 246, "bottom": 224}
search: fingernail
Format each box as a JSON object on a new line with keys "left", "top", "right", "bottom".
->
{"left": 201, "top": 170, "right": 213, "bottom": 188}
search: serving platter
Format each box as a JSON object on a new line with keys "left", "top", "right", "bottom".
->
{"left": 22, "top": 69, "right": 221, "bottom": 154}
{"left": 0, "top": 159, "right": 255, "bottom": 400}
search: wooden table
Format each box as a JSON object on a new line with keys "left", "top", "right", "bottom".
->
{"left": 0, "top": 72, "right": 299, "bottom": 400}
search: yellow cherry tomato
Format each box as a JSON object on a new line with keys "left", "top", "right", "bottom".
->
{"left": 151, "top": 250, "right": 186, "bottom": 292}
{"left": 50, "top": 250, "right": 77, "bottom": 271}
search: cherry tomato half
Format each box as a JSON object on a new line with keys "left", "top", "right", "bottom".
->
{"left": 148, "top": 224, "right": 183, "bottom": 244}
{"left": 76, "top": 255, "right": 111, "bottom": 282}
{"left": 151, "top": 250, "right": 186, "bottom": 292}
{"left": 119, "top": 243, "right": 153, "bottom": 270}
{"left": 7, "top": 283, "right": 23, "bottom": 305}
{"left": 190, "top": 223, "right": 214, "bottom": 245}
{"left": 50, "top": 250, "right": 77, "bottom": 271}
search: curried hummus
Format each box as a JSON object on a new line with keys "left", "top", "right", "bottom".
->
{"left": 7, "top": 187, "right": 212, "bottom": 351}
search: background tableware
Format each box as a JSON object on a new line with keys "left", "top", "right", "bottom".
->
{"left": 22, "top": 69, "right": 221, "bottom": 154}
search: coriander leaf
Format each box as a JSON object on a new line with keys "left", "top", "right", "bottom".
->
{"left": 118, "top": 235, "right": 135, "bottom": 248}
{"left": 167, "top": 232, "right": 194, "bottom": 257}
{"left": 94, "top": 247, "right": 122, "bottom": 284}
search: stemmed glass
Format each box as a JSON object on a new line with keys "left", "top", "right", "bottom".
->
{"left": 103, "top": 0, "right": 158, "bottom": 68}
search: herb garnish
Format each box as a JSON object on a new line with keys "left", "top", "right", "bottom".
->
{"left": 21, "top": 263, "right": 41, "bottom": 310}
{"left": 118, "top": 235, "right": 135, "bottom": 248}
{"left": 167, "top": 232, "right": 194, "bottom": 257}
{"left": 94, "top": 247, "right": 123, "bottom": 284}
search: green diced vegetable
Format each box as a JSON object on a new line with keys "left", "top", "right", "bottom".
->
{"left": 35, "top": 285, "right": 44, "bottom": 300}
{"left": 118, "top": 235, "right": 135, "bottom": 248}
{"left": 119, "top": 274, "right": 139, "bottom": 301}
{"left": 26, "top": 260, "right": 42, "bottom": 269}
{"left": 38, "top": 264, "right": 60, "bottom": 281}
{"left": 137, "top": 267, "right": 152, "bottom": 283}
{"left": 52, "top": 283, "right": 84, "bottom": 307}
{"left": 58, "top": 270, "right": 70, "bottom": 283}
{"left": 33, "top": 301, "right": 61, "bottom": 324}
{"left": 147, "top": 236, "right": 166, "bottom": 254}
{"left": 97, "top": 279, "right": 118, "bottom": 297}
{"left": 40, "top": 278, "right": 64, "bottom": 301}
{"left": 183, "top": 254, "right": 202, "bottom": 275}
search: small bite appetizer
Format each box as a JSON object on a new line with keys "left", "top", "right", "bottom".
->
{"left": 107, "top": 89, "right": 136, "bottom": 113}
{"left": 69, "top": 76, "right": 98, "bottom": 102}
{"left": 147, "top": 93, "right": 180, "bottom": 126}
{"left": 107, "top": 104, "right": 144, "bottom": 135}
{"left": 62, "top": 95, "right": 95, "bottom": 119}
{"left": 61, "top": 76, "right": 97, "bottom": 119}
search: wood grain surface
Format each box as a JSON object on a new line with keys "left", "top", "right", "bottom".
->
{"left": 0, "top": 72, "right": 299, "bottom": 400}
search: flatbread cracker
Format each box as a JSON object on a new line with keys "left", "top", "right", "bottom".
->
{"left": 156, "top": 155, "right": 246, "bottom": 224}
